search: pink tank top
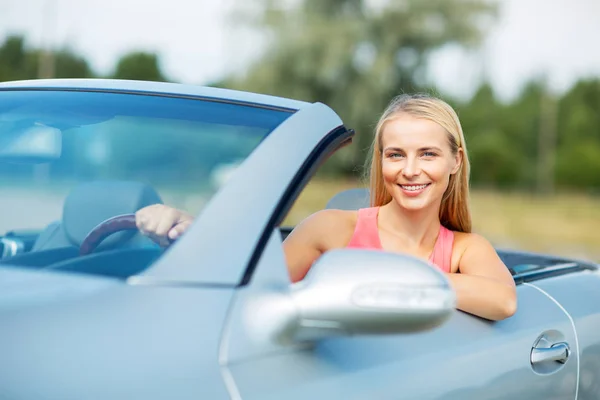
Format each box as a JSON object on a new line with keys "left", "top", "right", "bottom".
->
{"left": 346, "top": 207, "right": 453, "bottom": 273}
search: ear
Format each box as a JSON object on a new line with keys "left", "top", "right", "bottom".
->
{"left": 450, "top": 148, "right": 463, "bottom": 175}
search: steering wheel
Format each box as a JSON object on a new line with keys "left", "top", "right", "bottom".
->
{"left": 79, "top": 214, "right": 140, "bottom": 256}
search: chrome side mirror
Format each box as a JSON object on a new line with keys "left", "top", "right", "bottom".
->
{"left": 277, "top": 249, "right": 456, "bottom": 343}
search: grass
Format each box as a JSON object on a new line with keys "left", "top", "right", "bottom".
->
{"left": 283, "top": 178, "right": 600, "bottom": 263}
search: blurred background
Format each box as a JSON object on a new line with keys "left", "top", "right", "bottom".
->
{"left": 1, "top": 0, "right": 598, "bottom": 261}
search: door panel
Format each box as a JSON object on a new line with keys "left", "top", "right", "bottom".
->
{"left": 229, "top": 283, "right": 577, "bottom": 400}
{"left": 529, "top": 270, "right": 600, "bottom": 400}
{"left": 0, "top": 275, "right": 235, "bottom": 400}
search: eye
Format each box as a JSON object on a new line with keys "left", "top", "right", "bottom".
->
{"left": 388, "top": 152, "right": 403, "bottom": 159}
{"left": 422, "top": 151, "right": 437, "bottom": 158}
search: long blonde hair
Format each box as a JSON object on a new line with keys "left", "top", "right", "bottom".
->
{"left": 366, "top": 93, "right": 472, "bottom": 233}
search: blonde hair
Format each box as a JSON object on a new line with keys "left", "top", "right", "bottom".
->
{"left": 366, "top": 93, "right": 472, "bottom": 233}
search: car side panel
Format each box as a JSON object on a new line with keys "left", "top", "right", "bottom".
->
{"left": 529, "top": 269, "right": 600, "bottom": 400}
{"left": 225, "top": 235, "right": 578, "bottom": 400}
{"left": 0, "top": 270, "right": 234, "bottom": 400}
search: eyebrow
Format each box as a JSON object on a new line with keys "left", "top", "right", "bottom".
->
{"left": 383, "top": 146, "right": 443, "bottom": 152}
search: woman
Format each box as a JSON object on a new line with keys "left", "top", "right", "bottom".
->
{"left": 136, "top": 93, "right": 517, "bottom": 321}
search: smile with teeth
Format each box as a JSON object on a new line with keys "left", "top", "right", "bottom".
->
{"left": 399, "top": 183, "right": 430, "bottom": 191}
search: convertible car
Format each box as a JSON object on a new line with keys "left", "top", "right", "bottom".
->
{"left": 0, "top": 78, "right": 598, "bottom": 400}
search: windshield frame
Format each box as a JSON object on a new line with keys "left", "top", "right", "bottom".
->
{"left": 0, "top": 78, "right": 308, "bottom": 112}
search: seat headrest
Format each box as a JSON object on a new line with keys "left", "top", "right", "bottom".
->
{"left": 62, "top": 181, "right": 163, "bottom": 248}
{"left": 325, "top": 188, "right": 370, "bottom": 210}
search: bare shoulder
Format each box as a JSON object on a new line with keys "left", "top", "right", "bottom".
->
{"left": 450, "top": 231, "right": 501, "bottom": 270}
{"left": 295, "top": 208, "right": 357, "bottom": 237}
{"left": 453, "top": 231, "right": 495, "bottom": 250}
{"left": 307, "top": 208, "right": 357, "bottom": 226}
{"left": 285, "top": 209, "right": 357, "bottom": 250}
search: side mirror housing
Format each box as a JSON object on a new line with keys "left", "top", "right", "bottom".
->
{"left": 280, "top": 249, "right": 456, "bottom": 343}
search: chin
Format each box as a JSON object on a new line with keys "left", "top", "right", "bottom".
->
{"left": 394, "top": 197, "right": 430, "bottom": 211}
{"left": 386, "top": 184, "right": 441, "bottom": 212}
{"left": 388, "top": 189, "right": 429, "bottom": 211}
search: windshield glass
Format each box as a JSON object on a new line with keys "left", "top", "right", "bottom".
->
{"left": 0, "top": 89, "right": 292, "bottom": 257}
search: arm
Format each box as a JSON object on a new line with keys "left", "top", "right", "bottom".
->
{"left": 283, "top": 209, "right": 352, "bottom": 283}
{"left": 449, "top": 234, "right": 517, "bottom": 321}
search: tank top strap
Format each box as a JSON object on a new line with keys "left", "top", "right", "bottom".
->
{"left": 429, "top": 225, "right": 454, "bottom": 273}
{"left": 346, "top": 207, "right": 383, "bottom": 249}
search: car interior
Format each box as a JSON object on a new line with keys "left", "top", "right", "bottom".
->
{"left": 0, "top": 180, "right": 593, "bottom": 283}
{"left": 0, "top": 180, "right": 164, "bottom": 278}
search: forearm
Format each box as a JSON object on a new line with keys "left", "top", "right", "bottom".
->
{"left": 446, "top": 273, "right": 517, "bottom": 321}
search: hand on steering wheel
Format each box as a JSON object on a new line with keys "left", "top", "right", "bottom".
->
{"left": 79, "top": 214, "right": 162, "bottom": 256}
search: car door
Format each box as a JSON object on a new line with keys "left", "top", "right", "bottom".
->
{"left": 526, "top": 264, "right": 600, "bottom": 400}
{"left": 221, "top": 232, "right": 579, "bottom": 400}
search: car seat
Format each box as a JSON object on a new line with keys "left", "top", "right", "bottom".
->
{"left": 325, "top": 188, "right": 370, "bottom": 210}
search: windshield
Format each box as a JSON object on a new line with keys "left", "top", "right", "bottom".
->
{"left": 0, "top": 89, "right": 292, "bottom": 239}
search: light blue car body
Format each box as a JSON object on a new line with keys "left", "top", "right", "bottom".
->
{"left": 0, "top": 79, "right": 598, "bottom": 400}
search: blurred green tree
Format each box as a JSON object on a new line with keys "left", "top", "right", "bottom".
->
{"left": 555, "top": 78, "right": 600, "bottom": 190}
{"left": 222, "top": 0, "right": 498, "bottom": 175}
{"left": 33, "top": 48, "right": 94, "bottom": 79}
{"left": 111, "top": 52, "right": 169, "bottom": 82}
{"left": 0, "top": 36, "right": 29, "bottom": 81}
{"left": 0, "top": 35, "right": 93, "bottom": 81}
{"left": 453, "top": 83, "right": 526, "bottom": 187}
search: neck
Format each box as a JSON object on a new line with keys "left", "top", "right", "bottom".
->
{"left": 378, "top": 200, "right": 442, "bottom": 247}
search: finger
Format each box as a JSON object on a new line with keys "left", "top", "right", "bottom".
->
{"left": 167, "top": 227, "right": 179, "bottom": 241}
{"left": 135, "top": 204, "right": 161, "bottom": 227}
{"left": 168, "top": 220, "right": 191, "bottom": 240}
{"left": 155, "top": 209, "right": 178, "bottom": 238}
{"left": 135, "top": 210, "right": 148, "bottom": 230}
{"left": 143, "top": 216, "right": 160, "bottom": 238}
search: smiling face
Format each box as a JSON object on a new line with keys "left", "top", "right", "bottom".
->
{"left": 380, "top": 113, "right": 462, "bottom": 212}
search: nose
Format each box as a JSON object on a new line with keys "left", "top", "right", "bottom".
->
{"left": 402, "top": 156, "right": 421, "bottom": 178}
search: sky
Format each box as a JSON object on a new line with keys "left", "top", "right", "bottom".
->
{"left": 1, "top": 0, "right": 599, "bottom": 102}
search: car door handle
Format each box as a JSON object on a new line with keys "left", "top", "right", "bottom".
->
{"left": 531, "top": 342, "right": 570, "bottom": 365}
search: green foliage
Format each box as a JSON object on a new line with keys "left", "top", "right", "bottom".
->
{"left": 223, "top": 0, "right": 498, "bottom": 172}
{"left": 0, "top": 35, "right": 168, "bottom": 83}
{"left": 111, "top": 52, "right": 168, "bottom": 82}
{"left": 467, "top": 128, "right": 524, "bottom": 187}
{"left": 0, "top": 35, "right": 93, "bottom": 81}
{"left": 553, "top": 79, "right": 600, "bottom": 190}
{"left": 456, "top": 81, "right": 541, "bottom": 188}
{"left": 50, "top": 49, "right": 93, "bottom": 78}
{"left": 557, "top": 78, "right": 600, "bottom": 147}
{"left": 457, "top": 77, "right": 600, "bottom": 191}
{"left": 555, "top": 141, "right": 600, "bottom": 189}
{"left": 0, "top": 36, "right": 29, "bottom": 81}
